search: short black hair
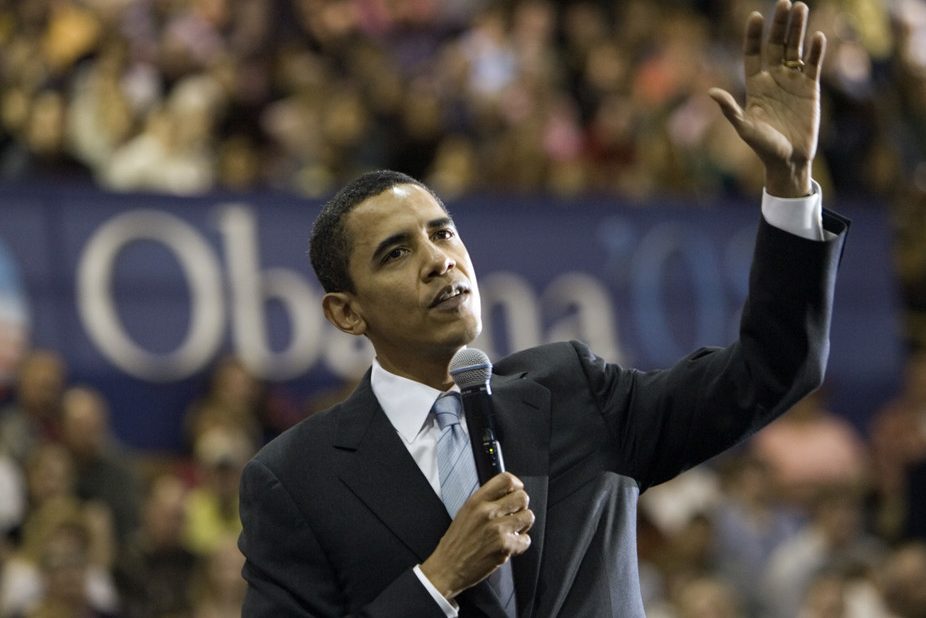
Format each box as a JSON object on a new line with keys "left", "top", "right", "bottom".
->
{"left": 309, "top": 170, "right": 448, "bottom": 293}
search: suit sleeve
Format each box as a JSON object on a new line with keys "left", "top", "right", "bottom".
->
{"left": 239, "top": 458, "right": 446, "bottom": 617}
{"left": 574, "top": 211, "right": 849, "bottom": 490}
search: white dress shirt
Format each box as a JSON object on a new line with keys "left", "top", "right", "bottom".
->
{"left": 368, "top": 183, "right": 828, "bottom": 616}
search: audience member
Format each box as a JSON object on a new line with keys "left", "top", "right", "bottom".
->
{"left": 115, "top": 473, "right": 198, "bottom": 618}
{"left": 182, "top": 427, "right": 252, "bottom": 557}
{"left": 189, "top": 537, "right": 246, "bottom": 618}
{"left": 16, "top": 515, "right": 119, "bottom": 618}
{"left": 0, "top": 350, "right": 66, "bottom": 464}
{"left": 183, "top": 356, "right": 264, "bottom": 450}
{"left": 60, "top": 386, "right": 141, "bottom": 545}
{"left": 760, "top": 484, "right": 885, "bottom": 618}
{"left": 709, "top": 453, "right": 802, "bottom": 615}
{"left": 870, "top": 350, "right": 926, "bottom": 540}
{"left": 877, "top": 542, "right": 926, "bottom": 618}
{"left": 750, "top": 390, "right": 868, "bottom": 507}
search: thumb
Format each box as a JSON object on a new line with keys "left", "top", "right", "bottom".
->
{"left": 708, "top": 87, "right": 746, "bottom": 131}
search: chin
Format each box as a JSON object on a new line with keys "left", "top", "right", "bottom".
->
{"left": 439, "top": 317, "right": 481, "bottom": 351}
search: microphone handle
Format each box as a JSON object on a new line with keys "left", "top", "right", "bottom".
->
{"left": 461, "top": 387, "right": 505, "bottom": 484}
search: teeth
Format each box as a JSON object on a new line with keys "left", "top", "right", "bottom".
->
{"left": 435, "top": 286, "right": 463, "bottom": 305}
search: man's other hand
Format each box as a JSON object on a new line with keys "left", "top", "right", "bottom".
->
{"left": 420, "top": 472, "right": 534, "bottom": 600}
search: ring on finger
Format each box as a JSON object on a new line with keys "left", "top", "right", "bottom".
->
{"left": 782, "top": 58, "right": 805, "bottom": 70}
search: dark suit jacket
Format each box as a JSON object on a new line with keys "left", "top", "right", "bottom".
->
{"left": 239, "top": 214, "right": 849, "bottom": 617}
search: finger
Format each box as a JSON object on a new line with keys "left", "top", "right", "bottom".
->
{"left": 498, "top": 509, "right": 535, "bottom": 539}
{"left": 743, "top": 11, "right": 763, "bottom": 78}
{"left": 478, "top": 472, "right": 523, "bottom": 501}
{"left": 708, "top": 88, "right": 745, "bottom": 130}
{"left": 502, "top": 527, "right": 532, "bottom": 556}
{"left": 493, "top": 489, "right": 530, "bottom": 517}
{"left": 513, "top": 508, "right": 535, "bottom": 534}
{"left": 803, "top": 31, "right": 826, "bottom": 82}
{"left": 784, "top": 2, "right": 809, "bottom": 63}
{"left": 765, "top": 0, "right": 792, "bottom": 66}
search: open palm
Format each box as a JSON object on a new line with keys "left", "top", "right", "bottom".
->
{"left": 710, "top": 1, "right": 826, "bottom": 184}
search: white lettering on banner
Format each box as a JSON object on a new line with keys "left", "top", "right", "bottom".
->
{"left": 474, "top": 272, "right": 543, "bottom": 358}
{"left": 77, "top": 210, "right": 225, "bottom": 381}
{"left": 474, "top": 271, "right": 623, "bottom": 362}
{"left": 216, "top": 205, "right": 324, "bottom": 379}
{"left": 77, "top": 207, "right": 627, "bottom": 382}
{"left": 631, "top": 222, "right": 726, "bottom": 362}
{"left": 542, "top": 272, "right": 624, "bottom": 365}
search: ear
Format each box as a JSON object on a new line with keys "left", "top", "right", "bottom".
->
{"left": 322, "top": 292, "right": 367, "bottom": 336}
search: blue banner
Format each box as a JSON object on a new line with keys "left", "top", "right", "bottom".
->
{"left": 0, "top": 185, "right": 902, "bottom": 450}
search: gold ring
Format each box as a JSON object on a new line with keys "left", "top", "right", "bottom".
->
{"left": 783, "top": 58, "right": 805, "bottom": 70}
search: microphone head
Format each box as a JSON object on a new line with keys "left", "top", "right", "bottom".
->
{"left": 449, "top": 348, "right": 492, "bottom": 390}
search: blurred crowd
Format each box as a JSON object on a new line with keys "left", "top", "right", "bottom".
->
{"left": 0, "top": 351, "right": 258, "bottom": 618}
{"left": 2, "top": 0, "right": 926, "bottom": 616}
{"left": 0, "top": 0, "right": 922, "bottom": 200}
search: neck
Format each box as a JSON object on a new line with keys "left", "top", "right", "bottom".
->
{"left": 375, "top": 351, "right": 457, "bottom": 391}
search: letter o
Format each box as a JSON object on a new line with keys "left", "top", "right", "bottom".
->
{"left": 77, "top": 210, "right": 224, "bottom": 381}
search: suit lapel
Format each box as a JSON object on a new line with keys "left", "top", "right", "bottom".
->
{"left": 491, "top": 373, "right": 551, "bottom": 617}
{"left": 335, "top": 375, "right": 450, "bottom": 562}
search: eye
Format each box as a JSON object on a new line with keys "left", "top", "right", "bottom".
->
{"left": 381, "top": 247, "right": 408, "bottom": 264}
{"left": 433, "top": 228, "right": 456, "bottom": 241}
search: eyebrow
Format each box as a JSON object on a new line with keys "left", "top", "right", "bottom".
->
{"left": 370, "top": 216, "right": 455, "bottom": 264}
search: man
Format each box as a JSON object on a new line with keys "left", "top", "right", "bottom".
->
{"left": 238, "top": 2, "right": 850, "bottom": 616}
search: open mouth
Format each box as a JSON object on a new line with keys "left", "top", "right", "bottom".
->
{"left": 429, "top": 283, "right": 469, "bottom": 308}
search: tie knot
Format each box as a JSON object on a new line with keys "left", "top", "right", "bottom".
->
{"left": 432, "top": 392, "right": 463, "bottom": 430}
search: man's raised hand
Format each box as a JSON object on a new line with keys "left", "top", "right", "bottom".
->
{"left": 709, "top": 0, "right": 827, "bottom": 197}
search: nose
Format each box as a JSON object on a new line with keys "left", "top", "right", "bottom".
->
{"left": 422, "top": 242, "right": 455, "bottom": 280}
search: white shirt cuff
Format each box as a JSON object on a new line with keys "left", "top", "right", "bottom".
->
{"left": 761, "top": 180, "right": 827, "bottom": 241}
{"left": 413, "top": 564, "right": 459, "bottom": 617}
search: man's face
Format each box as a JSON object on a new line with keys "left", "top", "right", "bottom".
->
{"left": 338, "top": 184, "right": 482, "bottom": 371}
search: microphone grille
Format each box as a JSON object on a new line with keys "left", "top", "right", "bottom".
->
{"left": 449, "top": 348, "right": 492, "bottom": 390}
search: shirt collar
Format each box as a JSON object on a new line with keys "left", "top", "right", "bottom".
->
{"left": 370, "top": 358, "right": 458, "bottom": 445}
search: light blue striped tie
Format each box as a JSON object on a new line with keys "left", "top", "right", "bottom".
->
{"left": 433, "top": 392, "right": 518, "bottom": 616}
{"left": 434, "top": 392, "right": 479, "bottom": 518}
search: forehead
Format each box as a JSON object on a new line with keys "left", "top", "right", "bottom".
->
{"left": 345, "top": 184, "right": 447, "bottom": 252}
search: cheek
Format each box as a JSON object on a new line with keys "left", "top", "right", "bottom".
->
{"left": 470, "top": 288, "right": 483, "bottom": 322}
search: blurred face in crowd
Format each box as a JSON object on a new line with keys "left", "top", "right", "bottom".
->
{"left": 211, "top": 356, "right": 258, "bottom": 407}
{"left": 881, "top": 544, "right": 926, "bottom": 618}
{"left": 800, "top": 574, "right": 846, "bottom": 618}
{"left": 324, "top": 184, "right": 481, "bottom": 379}
{"left": 144, "top": 475, "right": 188, "bottom": 548}
{"left": 27, "top": 444, "right": 75, "bottom": 505}
{"left": 18, "top": 351, "right": 65, "bottom": 416}
{"left": 61, "top": 387, "right": 109, "bottom": 460}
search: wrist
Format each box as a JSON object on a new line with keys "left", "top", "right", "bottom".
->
{"left": 420, "top": 557, "right": 460, "bottom": 600}
{"left": 764, "top": 161, "right": 812, "bottom": 198}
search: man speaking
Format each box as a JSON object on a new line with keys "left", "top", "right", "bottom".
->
{"left": 238, "top": 2, "right": 849, "bottom": 615}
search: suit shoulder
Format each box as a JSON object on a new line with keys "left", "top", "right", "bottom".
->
{"left": 494, "top": 340, "right": 599, "bottom": 380}
{"left": 250, "top": 402, "right": 339, "bottom": 475}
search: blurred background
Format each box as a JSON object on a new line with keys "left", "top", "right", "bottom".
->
{"left": 0, "top": 0, "right": 924, "bottom": 616}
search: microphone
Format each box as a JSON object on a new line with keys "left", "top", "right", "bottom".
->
{"left": 449, "top": 348, "right": 505, "bottom": 484}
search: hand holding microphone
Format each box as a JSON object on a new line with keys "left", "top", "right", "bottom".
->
{"left": 422, "top": 350, "right": 530, "bottom": 600}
